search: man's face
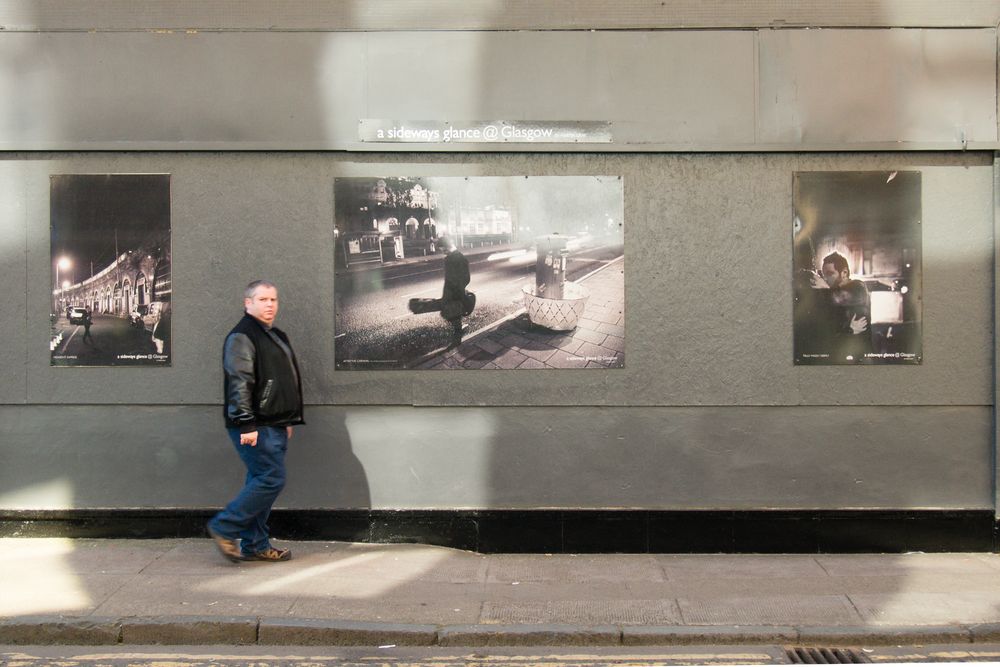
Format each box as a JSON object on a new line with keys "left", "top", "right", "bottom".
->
{"left": 245, "top": 285, "right": 279, "bottom": 326}
{"left": 821, "top": 262, "right": 848, "bottom": 289}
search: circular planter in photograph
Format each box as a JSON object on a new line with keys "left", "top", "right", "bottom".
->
{"left": 522, "top": 281, "right": 590, "bottom": 331}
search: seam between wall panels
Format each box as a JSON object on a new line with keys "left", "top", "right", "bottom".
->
{"left": 23, "top": 171, "right": 29, "bottom": 404}
{"left": 753, "top": 29, "right": 759, "bottom": 146}
{"left": 990, "top": 151, "right": 1000, "bottom": 520}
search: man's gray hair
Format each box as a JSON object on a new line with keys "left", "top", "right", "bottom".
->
{"left": 244, "top": 280, "right": 277, "bottom": 300}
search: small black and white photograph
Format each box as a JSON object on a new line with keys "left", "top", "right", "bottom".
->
{"left": 793, "top": 171, "right": 922, "bottom": 365}
{"left": 334, "top": 176, "right": 624, "bottom": 370}
{"left": 50, "top": 174, "right": 171, "bottom": 367}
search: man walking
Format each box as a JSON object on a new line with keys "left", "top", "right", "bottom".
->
{"left": 208, "top": 280, "right": 304, "bottom": 563}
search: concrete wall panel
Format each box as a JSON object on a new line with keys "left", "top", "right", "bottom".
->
{"left": 0, "top": 32, "right": 366, "bottom": 149}
{"left": 0, "top": 404, "right": 989, "bottom": 510}
{"left": 2, "top": 28, "right": 993, "bottom": 151}
{"left": 2, "top": 1, "right": 998, "bottom": 31}
{"left": 8, "top": 151, "right": 994, "bottom": 407}
{"left": 759, "top": 29, "right": 998, "bottom": 145}
{"left": 0, "top": 159, "right": 27, "bottom": 402}
{"left": 365, "top": 31, "right": 756, "bottom": 146}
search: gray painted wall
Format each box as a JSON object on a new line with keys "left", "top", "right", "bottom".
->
{"left": 0, "top": 151, "right": 993, "bottom": 510}
{"left": 0, "top": 6, "right": 995, "bottom": 514}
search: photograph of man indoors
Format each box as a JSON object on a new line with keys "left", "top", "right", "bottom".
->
{"left": 208, "top": 280, "right": 304, "bottom": 563}
{"left": 811, "top": 251, "right": 873, "bottom": 362}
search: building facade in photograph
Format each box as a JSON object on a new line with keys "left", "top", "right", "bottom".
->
{"left": 49, "top": 174, "right": 172, "bottom": 366}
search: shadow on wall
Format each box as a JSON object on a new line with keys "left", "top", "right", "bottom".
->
{"left": 282, "top": 409, "right": 372, "bottom": 514}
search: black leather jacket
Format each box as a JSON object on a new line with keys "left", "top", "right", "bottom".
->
{"left": 223, "top": 314, "right": 304, "bottom": 432}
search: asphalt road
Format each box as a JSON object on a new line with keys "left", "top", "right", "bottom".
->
{"left": 50, "top": 313, "right": 164, "bottom": 366}
{"left": 334, "top": 242, "right": 624, "bottom": 369}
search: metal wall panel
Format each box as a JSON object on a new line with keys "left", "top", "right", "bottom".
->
{"left": 0, "top": 31, "right": 755, "bottom": 150}
{"left": 5, "top": 28, "right": 994, "bottom": 151}
{"left": 0, "top": 32, "right": 366, "bottom": 150}
{"left": 8, "top": 151, "right": 993, "bottom": 407}
{"left": 1, "top": 0, "right": 998, "bottom": 31}
{"left": 364, "top": 31, "right": 756, "bottom": 147}
{"left": 759, "top": 29, "right": 998, "bottom": 145}
{"left": 0, "top": 404, "right": 990, "bottom": 510}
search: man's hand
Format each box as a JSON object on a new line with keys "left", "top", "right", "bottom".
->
{"left": 810, "top": 272, "right": 829, "bottom": 289}
{"left": 239, "top": 431, "right": 258, "bottom": 446}
{"left": 286, "top": 426, "right": 293, "bottom": 439}
{"left": 849, "top": 314, "right": 868, "bottom": 335}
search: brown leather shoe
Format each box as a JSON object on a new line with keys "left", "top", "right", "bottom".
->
{"left": 207, "top": 525, "right": 241, "bottom": 563}
{"left": 241, "top": 547, "right": 291, "bottom": 562}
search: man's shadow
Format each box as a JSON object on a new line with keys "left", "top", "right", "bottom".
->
{"left": 274, "top": 410, "right": 372, "bottom": 541}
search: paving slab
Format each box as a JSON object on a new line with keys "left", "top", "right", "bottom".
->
{"left": 289, "top": 595, "right": 482, "bottom": 625}
{"left": 5, "top": 538, "right": 179, "bottom": 575}
{"left": 487, "top": 554, "right": 664, "bottom": 583}
{"left": 89, "top": 574, "right": 298, "bottom": 617}
{"left": 625, "top": 576, "right": 851, "bottom": 599}
{"left": 1, "top": 572, "right": 134, "bottom": 617}
{"left": 480, "top": 580, "right": 646, "bottom": 602}
{"left": 656, "top": 554, "right": 829, "bottom": 580}
{"left": 480, "top": 599, "right": 683, "bottom": 625}
{"left": 816, "top": 553, "right": 1000, "bottom": 577}
{"left": 678, "top": 595, "right": 862, "bottom": 626}
{"left": 850, "top": 592, "right": 1000, "bottom": 625}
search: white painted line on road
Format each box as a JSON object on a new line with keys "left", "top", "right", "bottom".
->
{"left": 507, "top": 276, "right": 532, "bottom": 285}
{"left": 380, "top": 267, "right": 442, "bottom": 282}
{"left": 57, "top": 326, "right": 80, "bottom": 353}
{"left": 334, "top": 333, "right": 346, "bottom": 339}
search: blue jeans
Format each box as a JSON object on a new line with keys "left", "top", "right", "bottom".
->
{"left": 209, "top": 426, "right": 287, "bottom": 556}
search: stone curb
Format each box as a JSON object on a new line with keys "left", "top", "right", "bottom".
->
{"left": 0, "top": 617, "right": 993, "bottom": 647}
{"left": 796, "top": 625, "right": 972, "bottom": 646}
{"left": 121, "top": 616, "right": 257, "bottom": 645}
{"left": 623, "top": 625, "right": 798, "bottom": 646}
{"left": 0, "top": 616, "right": 122, "bottom": 645}
{"left": 438, "top": 623, "right": 621, "bottom": 647}
{"left": 258, "top": 618, "right": 438, "bottom": 646}
{"left": 969, "top": 623, "right": 1000, "bottom": 642}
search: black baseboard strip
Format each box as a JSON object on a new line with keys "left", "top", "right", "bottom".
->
{"left": 0, "top": 509, "right": 994, "bottom": 553}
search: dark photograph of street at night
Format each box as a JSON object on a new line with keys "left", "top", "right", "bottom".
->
{"left": 334, "top": 176, "right": 625, "bottom": 370}
{"left": 50, "top": 174, "right": 171, "bottom": 367}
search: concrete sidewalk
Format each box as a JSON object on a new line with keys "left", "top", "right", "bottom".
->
{"left": 4, "top": 538, "right": 1000, "bottom": 647}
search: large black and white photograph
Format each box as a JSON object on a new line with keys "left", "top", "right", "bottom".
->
{"left": 50, "top": 174, "right": 172, "bottom": 366}
{"left": 334, "top": 176, "right": 624, "bottom": 370}
{"left": 793, "top": 171, "right": 921, "bottom": 365}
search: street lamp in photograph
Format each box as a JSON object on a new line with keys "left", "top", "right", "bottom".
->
{"left": 56, "top": 256, "right": 72, "bottom": 287}
{"left": 55, "top": 257, "right": 72, "bottom": 312}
